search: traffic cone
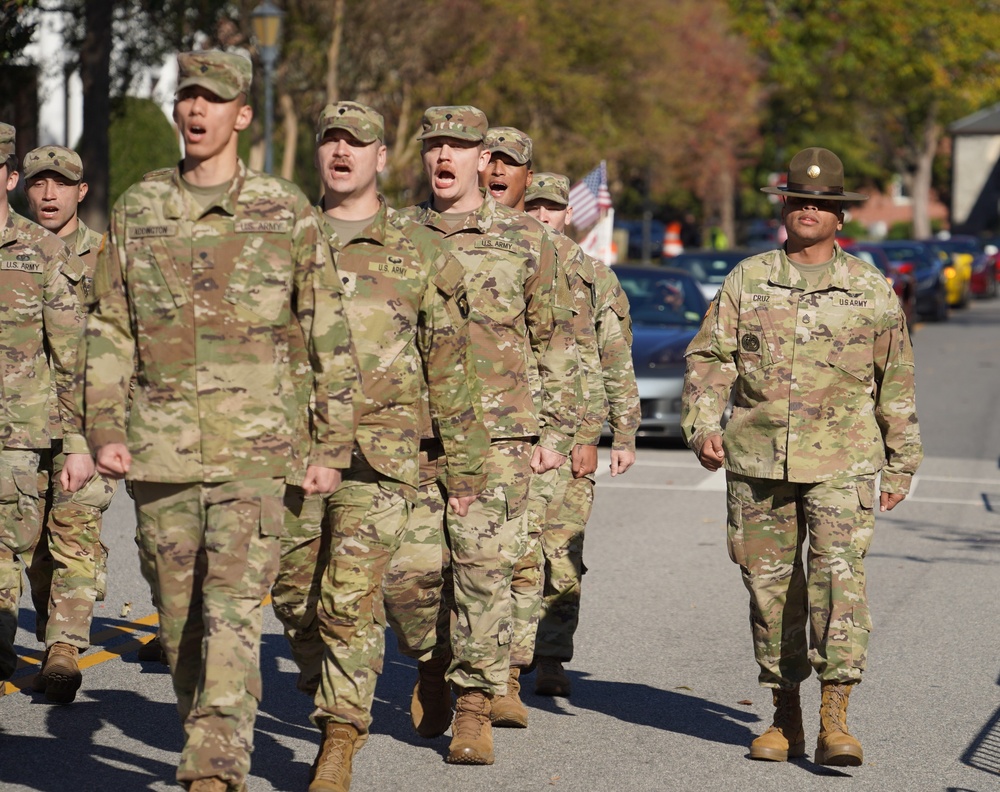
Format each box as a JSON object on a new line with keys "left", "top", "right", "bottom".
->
{"left": 662, "top": 221, "right": 683, "bottom": 258}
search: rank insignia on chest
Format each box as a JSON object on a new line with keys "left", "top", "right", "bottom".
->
{"left": 455, "top": 289, "right": 471, "bottom": 319}
{"left": 741, "top": 332, "right": 761, "bottom": 352}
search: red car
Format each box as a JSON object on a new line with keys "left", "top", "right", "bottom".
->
{"left": 970, "top": 246, "right": 999, "bottom": 298}
{"left": 845, "top": 243, "right": 917, "bottom": 327}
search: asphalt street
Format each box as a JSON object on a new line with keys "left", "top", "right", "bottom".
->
{"left": 1, "top": 297, "right": 998, "bottom": 792}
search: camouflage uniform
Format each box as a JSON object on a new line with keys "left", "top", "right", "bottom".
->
{"left": 535, "top": 251, "right": 640, "bottom": 662}
{"left": 401, "top": 177, "right": 580, "bottom": 695}
{"left": 682, "top": 245, "right": 922, "bottom": 688}
{"left": 82, "top": 52, "right": 357, "bottom": 791}
{"left": 24, "top": 200, "right": 118, "bottom": 652}
{"left": 0, "top": 129, "right": 88, "bottom": 684}
{"left": 269, "top": 107, "right": 488, "bottom": 733}
{"left": 511, "top": 229, "right": 599, "bottom": 669}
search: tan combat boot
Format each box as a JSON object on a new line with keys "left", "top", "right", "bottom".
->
{"left": 309, "top": 721, "right": 362, "bottom": 792}
{"left": 749, "top": 686, "right": 805, "bottom": 761}
{"left": 41, "top": 642, "right": 82, "bottom": 704}
{"left": 534, "top": 656, "right": 571, "bottom": 697}
{"left": 490, "top": 665, "right": 528, "bottom": 728}
{"left": 815, "top": 682, "right": 863, "bottom": 767}
{"left": 447, "top": 688, "right": 495, "bottom": 765}
{"left": 410, "top": 653, "right": 452, "bottom": 738}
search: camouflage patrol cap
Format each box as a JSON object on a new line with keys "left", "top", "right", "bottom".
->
{"left": 176, "top": 50, "right": 252, "bottom": 101}
{"left": 23, "top": 145, "right": 84, "bottom": 181}
{"left": 0, "top": 122, "right": 14, "bottom": 160}
{"left": 316, "top": 101, "right": 384, "bottom": 144}
{"left": 484, "top": 127, "right": 532, "bottom": 165}
{"left": 417, "top": 106, "right": 488, "bottom": 143}
{"left": 525, "top": 172, "right": 570, "bottom": 206}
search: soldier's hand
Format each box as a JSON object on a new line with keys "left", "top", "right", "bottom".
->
{"left": 96, "top": 443, "right": 132, "bottom": 478}
{"left": 880, "top": 491, "right": 906, "bottom": 512}
{"left": 448, "top": 495, "right": 477, "bottom": 517}
{"left": 531, "top": 445, "right": 567, "bottom": 474}
{"left": 697, "top": 434, "right": 725, "bottom": 472}
{"left": 571, "top": 444, "right": 599, "bottom": 477}
{"left": 609, "top": 448, "right": 636, "bottom": 477}
{"left": 60, "top": 453, "right": 96, "bottom": 493}
{"left": 302, "top": 465, "right": 342, "bottom": 495}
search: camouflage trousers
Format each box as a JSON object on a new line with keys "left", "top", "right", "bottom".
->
{"left": 24, "top": 443, "right": 116, "bottom": 651}
{"left": 404, "top": 440, "right": 532, "bottom": 695}
{"left": 508, "top": 465, "right": 559, "bottom": 668}
{"left": 726, "top": 473, "right": 876, "bottom": 689}
{"left": 535, "top": 469, "right": 596, "bottom": 662}
{"left": 131, "top": 478, "right": 284, "bottom": 789}
{"left": 0, "top": 448, "right": 46, "bottom": 682}
{"left": 272, "top": 459, "right": 418, "bottom": 734}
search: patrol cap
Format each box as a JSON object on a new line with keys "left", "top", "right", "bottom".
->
{"left": 417, "top": 105, "right": 488, "bottom": 143}
{"left": 761, "top": 147, "right": 868, "bottom": 202}
{"left": 0, "top": 122, "right": 14, "bottom": 160}
{"left": 176, "top": 50, "right": 252, "bottom": 101}
{"left": 316, "top": 101, "right": 384, "bottom": 144}
{"left": 23, "top": 145, "right": 84, "bottom": 181}
{"left": 525, "top": 172, "right": 570, "bottom": 206}
{"left": 484, "top": 126, "right": 532, "bottom": 165}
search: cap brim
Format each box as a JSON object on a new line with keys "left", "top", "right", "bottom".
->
{"left": 525, "top": 191, "right": 568, "bottom": 207}
{"left": 417, "top": 129, "right": 483, "bottom": 142}
{"left": 24, "top": 164, "right": 82, "bottom": 181}
{"left": 317, "top": 124, "right": 379, "bottom": 144}
{"left": 761, "top": 186, "right": 868, "bottom": 201}
{"left": 488, "top": 145, "right": 529, "bottom": 165}
{"left": 175, "top": 77, "right": 240, "bottom": 102}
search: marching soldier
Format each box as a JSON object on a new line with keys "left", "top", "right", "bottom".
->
{"left": 682, "top": 147, "right": 922, "bottom": 766}
{"left": 21, "top": 144, "right": 118, "bottom": 703}
{"left": 82, "top": 52, "right": 357, "bottom": 791}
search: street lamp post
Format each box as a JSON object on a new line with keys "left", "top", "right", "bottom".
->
{"left": 251, "top": 1, "right": 284, "bottom": 175}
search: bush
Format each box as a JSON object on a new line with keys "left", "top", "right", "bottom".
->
{"left": 107, "top": 97, "right": 180, "bottom": 207}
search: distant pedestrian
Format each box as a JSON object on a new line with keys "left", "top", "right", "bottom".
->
{"left": 682, "top": 147, "right": 922, "bottom": 767}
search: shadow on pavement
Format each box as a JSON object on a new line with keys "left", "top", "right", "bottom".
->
{"left": 0, "top": 688, "right": 178, "bottom": 791}
{"left": 959, "top": 667, "right": 1000, "bottom": 780}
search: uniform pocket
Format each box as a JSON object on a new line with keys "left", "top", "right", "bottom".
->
{"left": 725, "top": 488, "right": 748, "bottom": 568}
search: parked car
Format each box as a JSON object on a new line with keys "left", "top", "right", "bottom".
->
{"left": 611, "top": 265, "right": 708, "bottom": 437}
{"left": 844, "top": 243, "right": 917, "bottom": 327}
{"left": 926, "top": 236, "right": 978, "bottom": 308}
{"left": 874, "top": 241, "right": 949, "bottom": 322}
{"left": 668, "top": 249, "right": 750, "bottom": 301}
{"left": 970, "top": 245, "right": 999, "bottom": 299}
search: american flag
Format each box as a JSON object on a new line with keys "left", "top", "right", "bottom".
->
{"left": 569, "top": 161, "right": 612, "bottom": 229}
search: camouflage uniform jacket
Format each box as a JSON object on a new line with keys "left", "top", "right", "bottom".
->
{"left": 593, "top": 259, "right": 640, "bottom": 453}
{"left": 548, "top": 231, "right": 604, "bottom": 446}
{"left": 402, "top": 194, "right": 580, "bottom": 455}
{"left": 319, "top": 198, "right": 488, "bottom": 500}
{"left": 0, "top": 210, "right": 88, "bottom": 454}
{"left": 69, "top": 219, "right": 105, "bottom": 300}
{"left": 682, "top": 245, "right": 922, "bottom": 492}
{"left": 84, "top": 160, "right": 357, "bottom": 483}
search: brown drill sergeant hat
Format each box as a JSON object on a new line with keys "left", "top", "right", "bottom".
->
{"left": 23, "top": 145, "right": 84, "bottom": 181}
{"left": 761, "top": 147, "right": 868, "bottom": 202}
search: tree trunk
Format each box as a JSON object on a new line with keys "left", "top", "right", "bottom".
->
{"left": 279, "top": 92, "right": 297, "bottom": 182}
{"left": 719, "top": 167, "right": 736, "bottom": 250}
{"left": 325, "top": 0, "right": 345, "bottom": 103}
{"left": 912, "top": 113, "right": 939, "bottom": 240}
{"left": 78, "top": 0, "right": 112, "bottom": 230}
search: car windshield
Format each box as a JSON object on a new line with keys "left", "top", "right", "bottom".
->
{"left": 671, "top": 253, "right": 743, "bottom": 285}
{"left": 616, "top": 270, "right": 707, "bottom": 327}
{"left": 881, "top": 245, "right": 927, "bottom": 264}
{"left": 847, "top": 248, "right": 888, "bottom": 275}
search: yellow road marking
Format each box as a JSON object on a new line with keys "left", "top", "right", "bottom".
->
{"left": 4, "top": 595, "right": 273, "bottom": 695}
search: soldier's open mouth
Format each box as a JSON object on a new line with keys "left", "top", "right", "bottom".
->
{"left": 489, "top": 181, "right": 508, "bottom": 197}
{"left": 434, "top": 169, "right": 456, "bottom": 188}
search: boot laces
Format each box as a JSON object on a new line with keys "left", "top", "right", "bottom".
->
{"left": 821, "top": 686, "right": 850, "bottom": 733}
{"left": 453, "top": 692, "right": 488, "bottom": 739}
{"left": 313, "top": 728, "right": 353, "bottom": 782}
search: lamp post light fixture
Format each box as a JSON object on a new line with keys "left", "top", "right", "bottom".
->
{"left": 251, "top": 1, "right": 284, "bottom": 174}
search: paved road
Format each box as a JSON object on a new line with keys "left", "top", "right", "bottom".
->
{"left": 2, "top": 299, "right": 998, "bottom": 792}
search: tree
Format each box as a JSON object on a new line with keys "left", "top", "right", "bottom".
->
{"left": 107, "top": 96, "right": 180, "bottom": 206}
